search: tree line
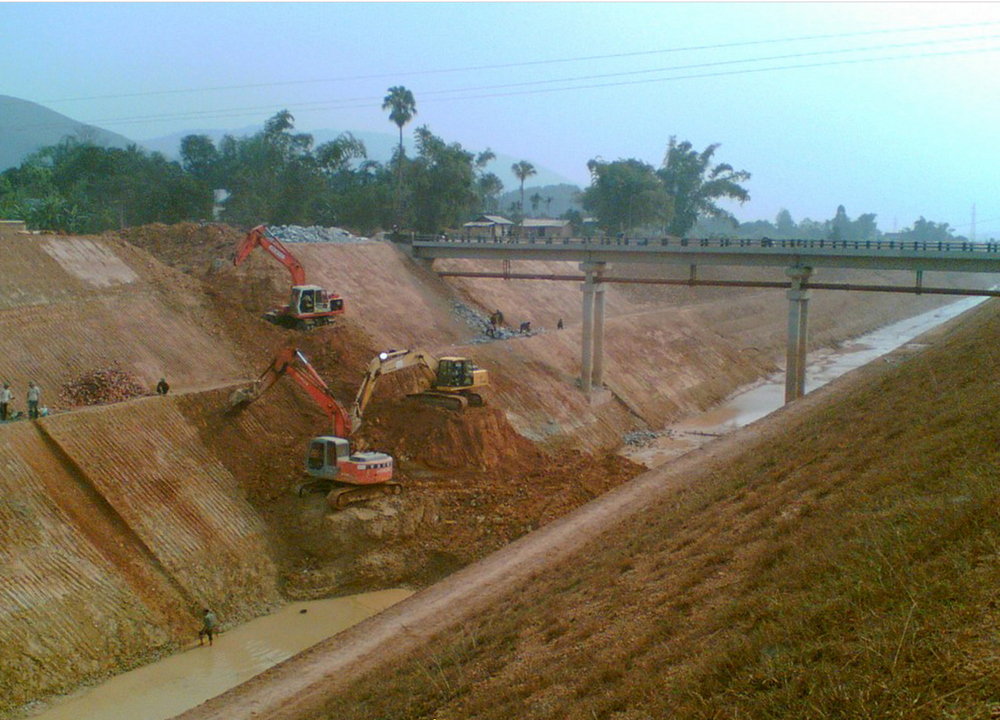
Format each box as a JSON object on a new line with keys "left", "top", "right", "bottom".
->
{"left": 0, "top": 86, "right": 966, "bottom": 242}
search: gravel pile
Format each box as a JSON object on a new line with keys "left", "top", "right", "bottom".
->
{"left": 268, "top": 225, "right": 367, "bottom": 243}
{"left": 60, "top": 365, "right": 151, "bottom": 407}
{"left": 451, "top": 301, "right": 535, "bottom": 344}
{"left": 622, "top": 430, "right": 664, "bottom": 447}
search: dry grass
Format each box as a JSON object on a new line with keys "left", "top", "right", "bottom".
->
{"left": 313, "top": 301, "right": 1000, "bottom": 720}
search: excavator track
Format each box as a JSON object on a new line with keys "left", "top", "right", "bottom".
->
{"left": 326, "top": 482, "right": 402, "bottom": 510}
{"left": 407, "top": 391, "right": 468, "bottom": 412}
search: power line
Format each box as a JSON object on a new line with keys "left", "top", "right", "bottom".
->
{"left": 41, "top": 19, "right": 1000, "bottom": 104}
{"left": 405, "top": 33, "right": 1000, "bottom": 99}
{"left": 15, "top": 38, "right": 1000, "bottom": 132}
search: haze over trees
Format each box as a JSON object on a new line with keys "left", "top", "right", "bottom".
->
{"left": 658, "top": 136, "right": 751, "bottom": 236}
{"left": 0, "top": 94, "right": 974, "bottom": 243}
{"left": 582, "top": 158, "right": 673, "bottom": 234}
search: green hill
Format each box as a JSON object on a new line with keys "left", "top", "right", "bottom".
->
{"left": 0, "top": 95, "right": 135, "bottom": 170}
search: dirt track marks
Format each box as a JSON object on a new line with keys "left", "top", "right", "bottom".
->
{"left": 30, "top": 420, "right": 195, "bottom": 628}
{"left": 42, "top": 397, "right": 282, "bottom": 615}
{"left": 0, "top": 422, "right": 174, "bottom": 712}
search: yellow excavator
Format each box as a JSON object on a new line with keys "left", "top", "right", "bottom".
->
{"left": 351, "top": 349, "right": 489, "bottom": 427}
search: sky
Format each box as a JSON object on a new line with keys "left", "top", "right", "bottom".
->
{"left": 4, "top": 1, "right": 1000, "bottom": 235}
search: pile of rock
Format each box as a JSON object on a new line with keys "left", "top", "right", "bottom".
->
{"left": 450, "top": 301, "right": 538, "bottom": 344}
{"left": 622, "top": 430, "right": 663, "bottom": 447}
{"left": 59, "top": 365, "right": 151, "bottom": 407}
{"left": 269, "top": 225, "right": 365, "bottom": 243}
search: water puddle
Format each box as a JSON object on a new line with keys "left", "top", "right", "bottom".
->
{"left": 624, "top": 297, "right": 987, "bottom": 468}
{"left": 24, "top": 589, "right": 412, "bottom": 720}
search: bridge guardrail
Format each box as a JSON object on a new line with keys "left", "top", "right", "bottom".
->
{"left": 411, "top": 234, "right": 1000, "bottom": 254}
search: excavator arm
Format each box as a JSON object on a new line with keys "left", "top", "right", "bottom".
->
{"left": 230, "top": 347, "right": 351, "bottom": 437}
{"left": 234, "top": 225, "right": 307, "bottom": 286}
{"left": 350, "top": 349, "right": 438, "bottom": 429}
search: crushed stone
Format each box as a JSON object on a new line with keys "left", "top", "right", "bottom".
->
{"left": 450, "top": 300, "right": 541, "bottom": 344}
{"left": 622, "top": 430, "right": 666, "bottom": 447}
{"left": 268, "top": 225, "right": 368, "bottom": 244}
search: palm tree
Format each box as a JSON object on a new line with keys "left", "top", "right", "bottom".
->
{"left": 511, "top": 160, "right": 536, "bottom": 217}
{"left": 382, "top": 86, "right": 417, "bottom": 213}
{"left": 530, "top": 192, "right": 542, "bottom": 217}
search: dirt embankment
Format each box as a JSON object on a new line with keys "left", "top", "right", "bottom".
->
{"left": 0, "top": 398, "right": 282, "bottom": 715}
{"left": 188, "top": 297, "right": 1000, "bottom": 720}
{"left": 1, "top": 223, "right": 976, "bottom": 716}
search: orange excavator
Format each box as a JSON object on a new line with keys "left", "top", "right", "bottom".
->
{"left": 233, "top": 225, "right": 345, "bottom": 330}
{"left": 229, "top": 347, "right": 399, "bottom": 509}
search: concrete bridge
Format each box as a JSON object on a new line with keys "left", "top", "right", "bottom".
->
{"left": 411, "top": 237, "right": 1000, "bottom": 403}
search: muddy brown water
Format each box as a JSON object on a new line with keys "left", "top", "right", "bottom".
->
{"left": 624, "top": 297, "right": 987, "bottom": 468}
{"left": 23, "top": 589, "right": 411, "bottom": 720}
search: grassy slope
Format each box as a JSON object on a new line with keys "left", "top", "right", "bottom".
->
{"left": 314, "top": 299, "right": 1000, "bottom": 720}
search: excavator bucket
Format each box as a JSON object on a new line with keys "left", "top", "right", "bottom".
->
{"left": 227, "top": 386, "right": 258, "bottom": 412}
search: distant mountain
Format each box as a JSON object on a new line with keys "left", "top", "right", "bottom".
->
{"left": 0, "top": 94, "right": 579, "bottom": 194}
{"left": 497, "top": 183, "right": 584, "bottom": 219}
{"left": 138, "top": 126, "right": 576, "bottom": 193}
{"left": 0, "top": 95, "right": 136, "bottom": 171}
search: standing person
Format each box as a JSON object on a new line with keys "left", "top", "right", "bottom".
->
{"left": 156, "top": 378, "right": 170, "bottom": 396}
{"left": 557, "top": 318, "right": 564, "bottom": 330}
{"left": 198, "top": 608, "right": 218, "bottom": 646}
{"left": 26, "top": 381, "right": 40, "bottom": 420}
{"left": 0, "top": 382, "right": 12, "bottom": 421}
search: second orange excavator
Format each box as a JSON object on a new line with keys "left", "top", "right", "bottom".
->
{"left": 233, "top": 225, "right": 345, "bottom": 330}
{"left": 229, "top": 347, "right": 399, "bottom": 508}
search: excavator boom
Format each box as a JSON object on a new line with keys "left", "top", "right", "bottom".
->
{"left": 351, "top": 349, "right": 437, "bottom": 429}
{"left": 230, "top": 347, "right": 350, "bottom": 437}
{"left": 351, "top": 348, "right": 489, "bottom": 428}
{"left": 234, "top": 225, "right": 307, "bottom": 285}
{"left": 233, "top": 225, "right": 345, "bottom": 329}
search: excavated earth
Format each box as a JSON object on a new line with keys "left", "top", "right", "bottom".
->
{"left": 0, "top": 222, "right": 976, "bottom": 716}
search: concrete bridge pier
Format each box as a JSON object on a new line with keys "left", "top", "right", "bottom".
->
{"left": 579, "top": 262, "right": 607, "bottom": 395}
{"left": 785, "top": 266, "right": 814, "bottom": 403}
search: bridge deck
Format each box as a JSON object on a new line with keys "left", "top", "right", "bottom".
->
{"left": 412, "top": 237, "right": 1000, "bottom": 274}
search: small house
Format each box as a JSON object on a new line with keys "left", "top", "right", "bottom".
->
{"left": 462, "top": 215, "right": 514, "bottom": 240}
{"left": 521, "top": 218, "right": 573, "bottom": 241}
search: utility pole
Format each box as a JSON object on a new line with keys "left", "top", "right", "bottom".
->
{"left": 971, "top": 203, "right": 977, "bottom": 242}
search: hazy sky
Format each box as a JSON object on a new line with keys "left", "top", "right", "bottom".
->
{"left": 4, "top": 2, "right": 1000, "bottom": 235}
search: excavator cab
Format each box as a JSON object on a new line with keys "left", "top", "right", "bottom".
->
{"left": 306, "top": 437, "right": 349, "bottom": 480}
{"left": 290, "top": 285, "right": 345, "bottom": 318}
{"left": 303, "top": 436, "right": 398, "bottom": 507}
{"left": 436, "top": 357, "right": 477, "bottom": 389}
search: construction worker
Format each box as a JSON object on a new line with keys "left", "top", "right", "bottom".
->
{"left": 198, "top": 608, "right": 218, "bottom": 646}
{"left": 156, "top": 378, "right": 170, "bottom": 395}
{"left": 0, "top": 382, "right": 12, "bottom": 421}
{"left": 26, "top": 381, "right": 40, "bottom": 420}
